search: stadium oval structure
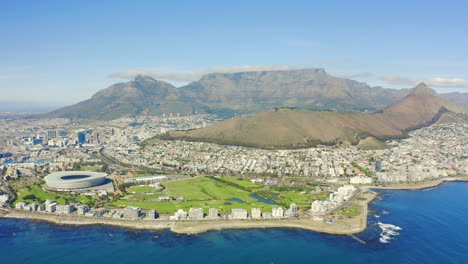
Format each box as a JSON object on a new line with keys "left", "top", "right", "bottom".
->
{"left": 45, "top": 171, "right": 107, "bottom": 190}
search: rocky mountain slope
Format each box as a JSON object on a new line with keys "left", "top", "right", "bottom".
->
{"left": 179, "top": 69, "right": 409, "bottom": 113}
{"left": 162, "top": 83, "right": 467, "bottom": 149}
{"left": 438, "top": 92, "right": 468, "bottom": 107}
{"left": 45, "top": 69, "right": 410, "bottom": 120}
{"left": 45, "top": 76, "right": 191, "bottom": 120}
{"left": 44, "top": 69, "right": 467, "bottom": 121}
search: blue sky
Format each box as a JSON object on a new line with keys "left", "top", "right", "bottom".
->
{"left": 1, "top": 0, "right": 467, "bottom": 104}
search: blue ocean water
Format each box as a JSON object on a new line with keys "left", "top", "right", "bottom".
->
{"left": 0, "top": 182, "right": 467, "bottom": 264}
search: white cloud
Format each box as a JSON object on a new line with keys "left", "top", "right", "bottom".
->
{"left": 424, "top": 77, "right": 468, "bottom": 88}
{"left": 337, "top": 72, "right": 375, "bottom": 79}
{"left": 109, "top": 65, "right": 297, "bottom": 82}
{"left": 378, "top": 75, "right": 468, "bottom": 88}
{"left": 109, "top": 66, "right": 468, "bottom": 89}
{"left": 378, "top": 75, "right": 416, "bottom": 86}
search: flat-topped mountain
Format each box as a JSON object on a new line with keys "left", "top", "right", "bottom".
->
{"left": 161, "top": 83, "right": 467, "bottom": 149}
{"left": 44, "top": 69, "right": 467, "bottom": 121}
{"left": 44, "top": 69, "right": 410, "bottom": 120}
{"left": 179, "top": 69, "right": 408, "bottom": 113}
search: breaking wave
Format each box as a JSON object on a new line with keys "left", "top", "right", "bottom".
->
{"left": 378, "top": 222, "right": 402, "bottom": 243}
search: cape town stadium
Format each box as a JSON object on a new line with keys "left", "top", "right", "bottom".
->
{"left": 45, "top": 171, "right": 107, "bottom": 190}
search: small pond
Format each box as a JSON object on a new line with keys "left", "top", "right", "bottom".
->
{"left": 249, "top": 193, "right": 278, "bottom": 205}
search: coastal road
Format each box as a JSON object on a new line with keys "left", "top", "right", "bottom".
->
{"left": 329, "top": 188, "right": 362, "bottom": 215}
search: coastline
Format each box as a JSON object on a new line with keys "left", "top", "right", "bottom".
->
{"left": 2, "top": 176, "right": 467, "bottom": 235}
{"left": 369, "top": 175, "right": 468, "bottom": 190}
{"left": 2, "top": 192, "right": 375, "bottom": 235}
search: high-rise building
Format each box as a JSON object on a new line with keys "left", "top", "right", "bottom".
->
{"left": 285, "top": 203, "right": 298, "bottom": 218}
{"left": 188, "top": 208, "right": 204, "bottom": 220}
{"left": 230, "top": 209, "right": 248, "bottom": 220}
{"left": 375, "top": 160, "right": 382, "bottom": 172}
{"left": 272, "top": 207, "right": 284, "bottom": 218}
{"left": 77, "top": 131, "right": 86, "bottom": 144}
{"left": 251, "top": 208, "right": 262, "bottom": 219}
{"left": 77, "top": 205, "right": 90, "bottom": 215}
{"left": 123, "top": 206, "right": 141, "bottom": 219}
{"left": 207, "top": 208, "right": 219, "bottom": 219}
{"left": 47, "top": 130, "right": 57, "bottom": 139}
{"left": 146, "top": 209, "right": 156, "bottom": 220}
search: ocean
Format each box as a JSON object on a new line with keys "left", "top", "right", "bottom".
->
{"left": 0, "top": 181, "right": 467, "bottom": 264}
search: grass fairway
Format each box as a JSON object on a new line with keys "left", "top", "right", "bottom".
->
{"left": 127, "top": 185, "right": 157, "bottom": 193}
{"left": 80, "top": 165, "right": 101, "bottom": 172}
{"left": 278, "top": 192, "right": 328, "bottom": 209}
{"left": 15, "top": 184, "right": 95, "bottom": 206}
{"left": 161, "top": 178, "right": 214, "bottom": 200}
{"left": 161, "top": 177, "right": 258, "bottom": 201}
{"left": 114, "top": 176, "right": 278, "bottom": 213}
{"left": 113, "top": 176, "right": 327, "bottom": 214}
{"left": 220, "top": 176, "right": 261, "bottom": 189}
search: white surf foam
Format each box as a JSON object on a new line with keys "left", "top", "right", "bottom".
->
{"left": 378, "top": 222, "right": 402, "bottom": 243}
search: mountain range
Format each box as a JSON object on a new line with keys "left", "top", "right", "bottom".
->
{"left": 160, "top": 83, "right": 468, "bottom": 149}
{"left": 44, "top": 68, "right": 468, "bottom": 121}
{"left": 39, "top": 69, "right": 414, "bottom": 120}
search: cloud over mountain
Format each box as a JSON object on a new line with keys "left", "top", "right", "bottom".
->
{"left": 378, "top": 75, "right": 468, "bottom": 88}
{"left": 109, "top": 65, "right": 297, "bottom": 82}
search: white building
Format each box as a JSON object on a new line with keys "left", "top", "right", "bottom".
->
{"left": 0, "top": 194, "right": 9, "bottom": 205}
{"left": 146, "top": 209, "right": 156, "bottom": 220}
{"left": 46, "top": 202, "right": 57, "bottom": 212}
{"left": 123, "top": 206, "right": 141, "bottom": 219}
{"left": 251, "top": 208, "right": 262, "bottom": 219}
{"left": 272, "top": 207, "right": 284, "bottom": 218}
{"left": 311, "top": 200, "right": 335, "bottom": 215}
{"left": 188, "top": 208, "right": 204, "bottom": 220}
{"left": 230, "top": 208, "right": 248, "bottom": 220}
{"left": 76, "top": 205, "right": 90, "bottom": 215}
{"left": 170, "top": 209, "right": 188, "bottom": 220}
{"left": 207, "top": 208, "right": 219, "bottom": 219}
{"left": 285, "top": 203, "right": 298, "bottom": 218}
{"left": 56, "top": 204, "right": 75, "bottom": 214}
{"left": 37, "top": 204, "right": 46, "bottom": 211}
{"left": 350, "top": 176, "right": 373, "bottom": 185}
{"left": 15, "top": 201, "right": 27, "bottom": 210}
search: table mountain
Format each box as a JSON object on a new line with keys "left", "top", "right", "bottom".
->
{"left": 179, "top": 68, "right": 408, "bottom": 113}
{"left": 43, "top": 69, "right": 466, "bottom": 121}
